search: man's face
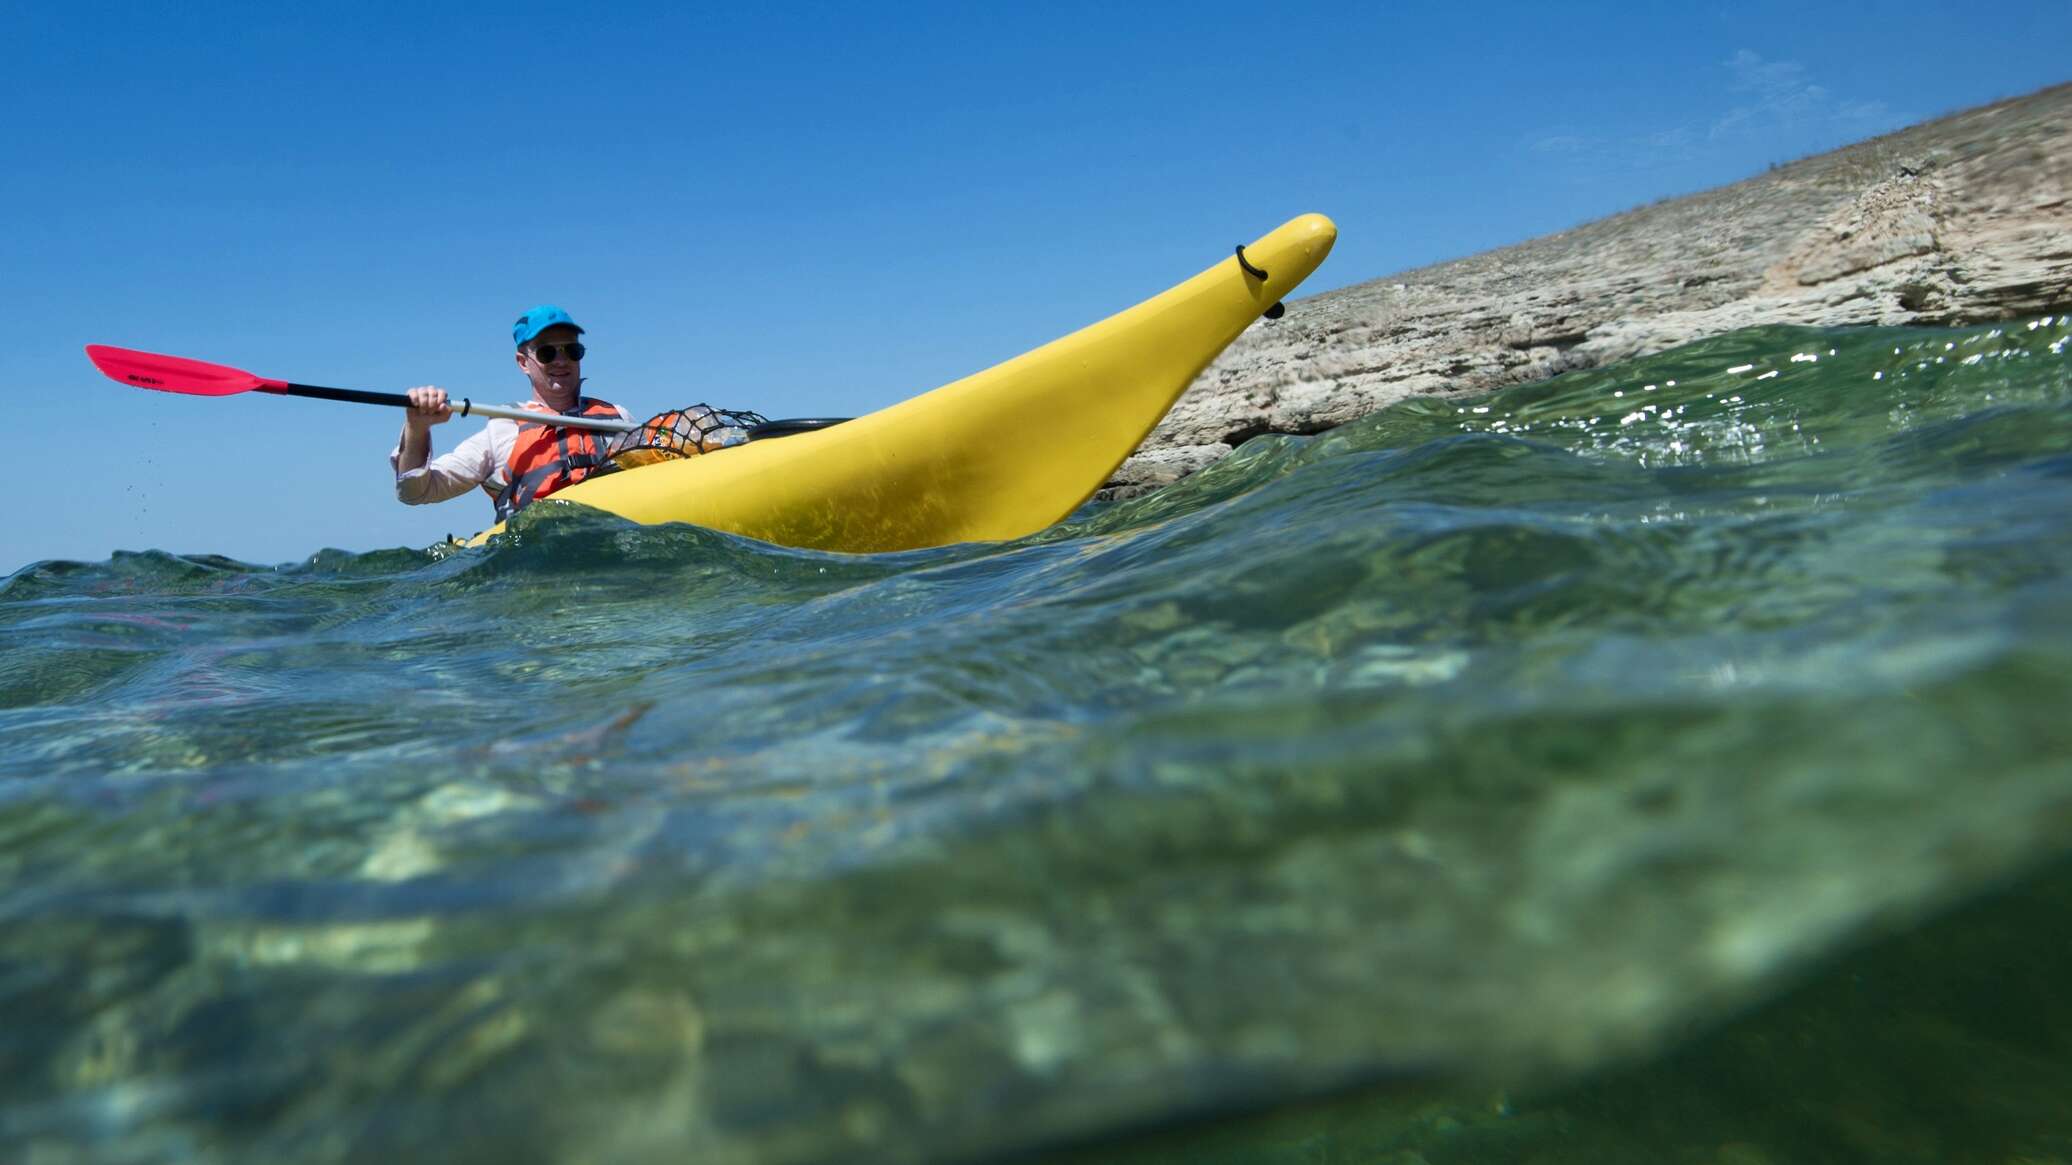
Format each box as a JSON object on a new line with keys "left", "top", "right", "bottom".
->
{"left": 518, "top": 325, "right": 584, "bottom": 397}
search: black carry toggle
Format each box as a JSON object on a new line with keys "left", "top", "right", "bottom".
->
{"left": 1264, "top": 302, "right": 1286, "bottom": 320}
{"left": 1235, "top": 245, "right": 1268, "bottom": 280}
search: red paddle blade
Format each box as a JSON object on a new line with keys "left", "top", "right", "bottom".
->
{"left": 85, "top": 345, "right": 285, "bottom": 396}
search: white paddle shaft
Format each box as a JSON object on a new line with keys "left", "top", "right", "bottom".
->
{"left": 461, "top": 401, "right": 641, "bottom": 433}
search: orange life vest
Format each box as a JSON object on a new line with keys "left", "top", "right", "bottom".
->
{"left": 493, "top": 397, "right": 624, "bottom": 521}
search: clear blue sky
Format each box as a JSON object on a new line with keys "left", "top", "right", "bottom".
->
{"left": 7, "top": 0, "right": 2065, "bottom": 569}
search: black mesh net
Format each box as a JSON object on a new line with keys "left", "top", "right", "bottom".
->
{"left": 602, "top": 404, "right": 770, "bottom": 471}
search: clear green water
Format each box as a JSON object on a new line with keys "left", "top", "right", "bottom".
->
{"left": 3, "top": 320, "right": 2069, "bottom": 1163}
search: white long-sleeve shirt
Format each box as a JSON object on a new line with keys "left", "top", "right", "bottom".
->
{"left": 390, "top": 402, "right": 635, "bottom": 508}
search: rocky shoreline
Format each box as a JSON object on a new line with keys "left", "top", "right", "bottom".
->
{"left": 1110, "top": 81, "right": 2072, "bottom": 497}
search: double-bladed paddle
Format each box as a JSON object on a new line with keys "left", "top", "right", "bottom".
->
{"left": 84, "top": 345, "right": 852, "bottom": 441}
{"left": 85, "top": 344, "right": 641, "bottom": 433}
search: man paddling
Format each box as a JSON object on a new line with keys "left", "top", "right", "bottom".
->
{"left": 391, "top": 305, "right": 634, "bottom": 520}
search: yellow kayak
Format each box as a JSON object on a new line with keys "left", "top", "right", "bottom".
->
{"left": 470, "top": 213, "right": 1336, "bottom": 552}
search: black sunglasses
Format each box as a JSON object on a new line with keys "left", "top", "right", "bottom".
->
{"left": 530, "top": 342, "right": 586, "bottom": 363}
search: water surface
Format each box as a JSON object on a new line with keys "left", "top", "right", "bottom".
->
{"left": 4, "top": 319, "right": 2070, "bottom": 1163}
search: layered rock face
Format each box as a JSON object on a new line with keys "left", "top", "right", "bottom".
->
{"left": 1112, "top": 82, "right": 2071, "bottom": 496}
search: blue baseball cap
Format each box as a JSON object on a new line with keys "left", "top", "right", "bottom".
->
{"left": 513, "top": 304, "right": 585, "bottom": 348}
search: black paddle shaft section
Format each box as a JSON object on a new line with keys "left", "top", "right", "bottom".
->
{"left": 274, "top": 382, "right": 478, "bottom": 417}
{"left": 748, "top": 417, "right": 849, "bottom": 440}
{"left": 276, "top": 382, "right": 417, "bottom": 408}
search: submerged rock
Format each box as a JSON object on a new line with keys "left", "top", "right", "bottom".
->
{"left": 1060, "top": 853, "right": 2072, "bottom": 1165}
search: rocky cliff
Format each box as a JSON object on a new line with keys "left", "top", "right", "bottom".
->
{"left": 1112, "top": 81, "right": 2072, "bottom": 496}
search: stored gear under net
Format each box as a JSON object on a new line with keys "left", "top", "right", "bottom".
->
{"left": 603, "top": 404, "right": 769, "bottom": 471}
